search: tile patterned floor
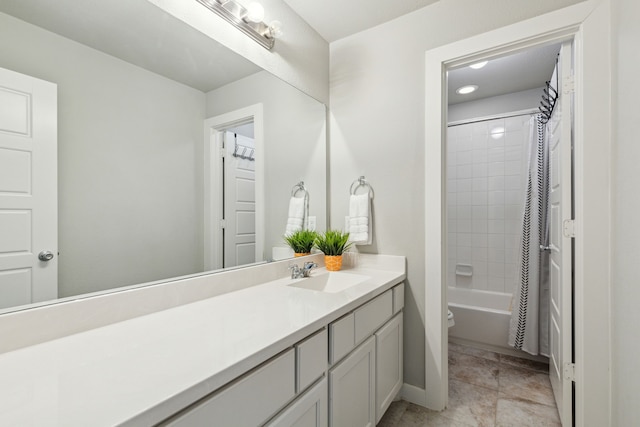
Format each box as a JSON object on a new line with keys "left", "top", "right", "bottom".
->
{"left": 378, "top": 342, "right": 561, "bottom": 427}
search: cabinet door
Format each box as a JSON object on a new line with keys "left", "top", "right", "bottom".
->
{"left": 329, "top": 336, "right": 376, "bottom": 427}
{"left": 375, "top": 313, "right": 403, "bottom": 423}
{"left": 266, "top": 379, "right": 328, "bottom": 427}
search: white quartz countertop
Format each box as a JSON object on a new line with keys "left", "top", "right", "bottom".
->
{"left": 0, "top": 257, "right": 405, "bottom": 426}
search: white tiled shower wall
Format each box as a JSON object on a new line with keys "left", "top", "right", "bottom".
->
{"left": 446, "top": 115, "right": 532, "bottom": 294}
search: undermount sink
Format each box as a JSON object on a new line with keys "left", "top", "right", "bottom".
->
{"left": 288, "top": 271, "right": 371, "bottom": 293}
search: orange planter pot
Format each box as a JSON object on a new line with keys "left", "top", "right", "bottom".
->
{"left": 294, "top": 252, "right": 311, "bottom": 257}
{"left": 324, "top": 255, "right": 343, "bottom": 271}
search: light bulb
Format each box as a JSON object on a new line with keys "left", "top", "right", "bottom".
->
{"left": 246, "top": 2, "right": 265, "bottom": 23}
{"left": 267, "top": 20, "right": 283, "bottom": 38}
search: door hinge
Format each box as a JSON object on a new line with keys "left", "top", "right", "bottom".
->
{"left": 563, "top": 219, "right": 576, "bottom": 238}
{"left": 220, "top": 148, "right": 226, "bottom": 158}
{"left": 563, "top": 74, "right": 575, "bottom": 95}
{"left": 564, "top": 362, "right": 576, "bottom": 382}
{"left": 220, "top": 219, "right": 227, "bottom": 229}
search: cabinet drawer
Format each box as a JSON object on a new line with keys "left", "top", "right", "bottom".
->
{"left": 297, "top": 328, "right": 328, "bottom": 392}
{"left": 266, "top": 378, "right": 328, "bottom": 427}
{"left": 163, "top": 349, "right": 295, "bottom": 427}
{"left": 393, "top": 283, "right": 405, "bottom": 314}
{"left": 354, "top": 289, "right": 393, "bottom": 344}
{"left": 329, "top": 313, "right": 355, "bottom": 364}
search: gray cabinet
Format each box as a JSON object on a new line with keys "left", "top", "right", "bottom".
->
{"left": 329, "top": 336, "right": 376, "bottom": 427}
{"left": 375, "top": 313, "right": 403, "bottom": 423}
{"left": 162, "top": 349, "right": 295, "bottom": 427}
{"left": 266, "top": 379, "right": 328, "bottom": 427}
{"left": 161, "top": 283, "right": 404, "bottom": 427}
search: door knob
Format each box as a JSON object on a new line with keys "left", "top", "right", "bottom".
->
{"left": 38, "top": 251, "right": 55, "bottom": 262}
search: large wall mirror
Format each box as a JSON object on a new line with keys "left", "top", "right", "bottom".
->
{"left": 0, "top": 0, "right": 327, "bottom": 314}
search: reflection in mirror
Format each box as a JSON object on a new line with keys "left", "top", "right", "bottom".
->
{"left": 0, "top": 0, "right": 326, "bottom": 313}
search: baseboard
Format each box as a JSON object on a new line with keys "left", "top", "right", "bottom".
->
{"left": 400, "top": 383, "right": 427, "bottom": 408}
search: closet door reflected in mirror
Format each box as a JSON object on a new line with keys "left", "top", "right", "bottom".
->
{"left": 223, "top": 129, "right": 257, "bottom": 269}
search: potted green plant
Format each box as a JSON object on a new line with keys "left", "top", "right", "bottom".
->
{"left": 284, "top": 230, "right": 318, "bottom": 257}
{"left": 314, "top": 230, "right": 353, "bottom": 271}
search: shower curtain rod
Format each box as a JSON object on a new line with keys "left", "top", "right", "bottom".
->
{"left": 447, "top": 108, "right": 539, "bottom": 127}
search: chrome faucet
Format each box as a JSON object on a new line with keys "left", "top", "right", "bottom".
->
{"left": 302, "top": 262, "right": 318, "bottom": 277}
{"left": 289, "top": 264, "right": 303, "bottom": 279}
{"left": 289, "top": 262, "right": 318, "bottom": 279}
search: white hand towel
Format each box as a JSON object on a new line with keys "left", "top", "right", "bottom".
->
{"left": 285, "top": 196, "right": 305, "bottom": 236}
{"left": 348, "top": 193, "right": 372, "bottom": 244}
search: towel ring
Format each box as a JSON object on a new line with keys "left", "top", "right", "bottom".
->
{"left": 350, "top": 176, "right": 374, "bottom": 198}
{"left": 290, "top": 181, "right": 310, "bottom": 230}
{"left": 291, "top": 181, "right": 308, "bottom": 198}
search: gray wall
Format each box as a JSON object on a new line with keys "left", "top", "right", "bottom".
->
{"left": 329, "top": 0, "right": 586, "bottom": 390}
{"left": 612, "top": 0, "right": 640, "bottom": 423}
{"left": 0, "top": 12, "right": 206, "bottom": 297}
{"left": 206, "top": 71, "right": 327, "bottom": 253}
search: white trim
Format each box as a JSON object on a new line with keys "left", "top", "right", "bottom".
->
{"left": 400, "top": 383, "right": 427, "bottom": 408}
{"left": 204, "top": 104, "right": 265, "bottom": 270}
{"left": 424, "top": 1, "right": 611, "bottom": 424}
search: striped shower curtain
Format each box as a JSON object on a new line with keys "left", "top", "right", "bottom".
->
{"left": 508, "top": 115, "right": 551, "bottom": 357}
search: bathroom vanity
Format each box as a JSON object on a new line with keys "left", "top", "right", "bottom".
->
{"left": 0, "top": 254, "right": 405, "bottom": 426}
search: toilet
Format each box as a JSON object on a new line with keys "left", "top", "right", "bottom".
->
{"left": 448, "top": 309, "right": 455, "bottom": 328}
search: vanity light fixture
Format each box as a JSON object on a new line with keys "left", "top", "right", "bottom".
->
{"left": 456, "top": 85, "right": 478, "bottom": 95}
{"left": 246, "top": 2, "right": 265, "bottom": 23}
{"left": 195, "top": 0, "right": 281, "bottom": 50}
{"left": 469, "top": 60, "right": 488, "bottom": 69}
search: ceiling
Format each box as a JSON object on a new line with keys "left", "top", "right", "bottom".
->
{"left": 448, "top": 43, "right": 562, "bottom": 105}
{"left": 2, "top": 0, "right": 561, "bottom": 103}
{"left": 0, "top": 0, "right": 262, "bottom": 92}
{"left": 283, "top": 0, "right": 439, "bottom": 42}
{"left": 283, "top": 0, "right": 560, "bottom": 103}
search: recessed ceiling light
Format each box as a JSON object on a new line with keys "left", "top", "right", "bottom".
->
{"left": 469, "top": 60, "right": 488, "bottom": 69}
{"left": 456, "top": 85, "right": 478, "bottom": 95}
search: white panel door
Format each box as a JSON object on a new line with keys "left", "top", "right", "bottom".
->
{"left": 223, "top": 132, "right": 256, "bottom": 268}
{"left": 0, "top": 67, "right": 57, "bottom": 309}
{"left": 548, "top": 41, "right": 573, "bottom": 427}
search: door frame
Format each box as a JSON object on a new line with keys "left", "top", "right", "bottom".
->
{"left": 423, "top": 1, "right": 611, "bottom": 425}
{"left": 204, "top": 104, "right": 265, "bottom": 270}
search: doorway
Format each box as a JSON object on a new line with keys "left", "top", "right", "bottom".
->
{"left": 423, "top": 2, "right": 611, "bottom": 425}
{"left": 204, "top": 104, "right": 265, "bottom": 271}
{"left": 444, "top": 40, "right": 574, "bottom": 425}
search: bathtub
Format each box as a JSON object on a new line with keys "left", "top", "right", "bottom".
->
{"left": 448, "top": 287, "right": 513, "bottom": 351}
